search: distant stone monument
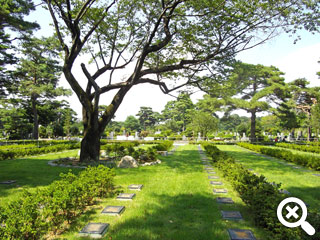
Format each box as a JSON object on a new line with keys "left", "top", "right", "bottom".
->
{"left": 110, "top": 131, "right": 114, "bottom": 140}
{"left": 197, "top": 132, "right": 201, "bottom": 141}
{"left": 134, "top": 132, "right": 139, "bottom": 140}
{"left": 182, "top": 135, "right": 187, "bottom": 141}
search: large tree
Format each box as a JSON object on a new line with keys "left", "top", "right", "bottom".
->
{"left": 13, "top": 37, "right": 70, "bottom": 139}
{"left": 44, "top": 0, "right": 320, "bottom": 161}
{"left": 136, "top": 107, "right": 159, "bottom": 130}
{"left": 0, "top": 0, "right": 39, "bottom": 95}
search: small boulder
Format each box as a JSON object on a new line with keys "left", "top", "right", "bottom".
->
{"left": 118, "top": 156, "right": 139, "bottom": 168}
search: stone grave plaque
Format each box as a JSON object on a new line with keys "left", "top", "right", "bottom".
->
{"left": 101, "top": 206, "right": 125, "bottom": 216}
{"left": 216, "top": 197, "right": 234, "bottom": 204}
{"left": 210, "top": 181, "right": 223, "bottom": 185}
{"left": 116, "top": 193, "right": 135, "bottom": 201}
{"left": 313, "top": 174, "right": 320, "bottom": 177}
{"left": 221, "top": 211, "right": 243, "bottom": 220}
{"left": 213, "top": 188, "right": 228, "bottom": 194}
{"left": 207, "top": 171, "right": 216, "bottom": 174}
{"left": 0, "top": 180, "right": 16, "bottom": 185}
{"left": 205, "top": 167, "right": 214, "bottom": 170}
{"left": 208, "top": 176, "right": 219, "bottom": 179}
{"left": 227, "top": 229, "right": 256, "bottom": 240}
{"left": 128, "top": 184, "right": 143, "bottom": 191}
{"left": 292, "top": 166, "right": 301, "bottom": 169}
{"left": 279, "top": 189, "right": 290, "bottom": 195}
{"left": 79, "top": 223, "right": 109, "bottom": 238}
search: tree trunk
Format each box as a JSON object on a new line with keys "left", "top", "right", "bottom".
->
{"left": 80, "top": 108, "right": 101, "bottom": 162}
{"left": 250, "top": 110, "right": 256, "bottom": 143}
{"left": 307, "top": 126, "right": 312, "bottom": 142}
{"left": 31, "top": 94, "right": 39, "bottom": 139}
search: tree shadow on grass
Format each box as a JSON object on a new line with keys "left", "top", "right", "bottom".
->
{"left": 106, "top": 193, "right": 231, "bottom": 240}
{"left": 0, "top": 157, "right": 83, "bottom": 198}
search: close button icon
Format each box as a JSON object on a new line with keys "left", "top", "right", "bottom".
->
{"left": 277, "top": 197, "right": 315, "bottom": 235}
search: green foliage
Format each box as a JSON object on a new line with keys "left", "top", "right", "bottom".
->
{"left": 238, "top": 142, "right": 320, "bottom": 170}
{"left": 189, "top": 111, "right": 218, "bottom": 138}
{"left": 201, "top": 142, "right": 319, "bottom": 240}
{"left": 0, "top": 165, "right": 115, "bottom": 238}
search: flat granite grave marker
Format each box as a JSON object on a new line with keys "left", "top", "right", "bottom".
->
{"left": 79, "top": 223, "right": 109, "bottom": 238}
{"left": 221, "top": 211, "right": 243, "bottom": 220}
{"left": 116, "top": 193, "right": 135, "bottom": 201}
{"left": 207, "top": 171, "right": 216, "bottom": 174}
{"left": 227, "top": 229, "right": 256, "bottom": 240}
{"left": 0, "top": 180, "right": 16, "bottom": 184}
{"left": 101, "top": 206, "right": 125, "bottom": 216}
{"left": 313, "top": 174, "right": 320, "bottom": 177}
{"left": 216, "top": 197, "right": 234, "bottom": 204}
{"left": 210, "top": 181, "right": 223, "bottom": 185}
{"left": 208, "top": 176, "right": 219, "bottom": 179}
{"left": 205, "top": 167, "right": 214, "bottom": 170}
{"left": 128, "top": 184, "right": 143, "bottom": 191}
{"left": 213, "top": 188, "right": 228, "bottom": 194}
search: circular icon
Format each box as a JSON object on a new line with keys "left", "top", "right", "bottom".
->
{"left": 277, "top": 197, "right": 315, "bottom": 236}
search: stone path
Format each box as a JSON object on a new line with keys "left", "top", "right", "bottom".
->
{"left": 79, "top": 184, "right": 144, "bottom": 238}
{"left": 197, "top": 145, "right": 256, "bottom": 240}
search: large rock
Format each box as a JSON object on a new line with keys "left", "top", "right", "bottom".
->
{"left": 118, "top": 156, "right": 139, "bottom": 168}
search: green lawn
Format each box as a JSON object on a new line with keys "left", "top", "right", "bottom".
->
{"left": 218, "top": 145, "right": 320, "bottom": 209}
{"left": 0, "top": 145, "right": 271, "bottom": 240}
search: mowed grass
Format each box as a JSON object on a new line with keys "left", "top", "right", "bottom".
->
{"left": 218, "top": 145, "right": 320, "bottom": 209}
{"left": 0, "top": 145, "right": 271, "bottom": 240}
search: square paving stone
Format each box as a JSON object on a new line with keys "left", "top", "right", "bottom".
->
{"left": 216, "top": 197, "right": 234, "bottom": 204}
{"left": 213, "top": 188, "right": 228, "bottom": 194}
{"left": 221, "top": 211, "right": 243, "bottom": 220}
{"left": 116, "top": 193, "right": 135, "bottom": 201}
{"left": 205, "top": 167, "right": 214, "bottom": 170}
{"left": 227, "top": 229, "right": 256, "bottom": 240}
{"left": 0, "top": 180, "right": 16, "bottom": 184}
{"left": 210, "top": 181, "right": 223, "bottom": 185}
{"left": 79, "top": 223, "right": 109, "bottom": 238}
{"left": 313, "top": 174, "right": 320, "bottom": 177}
{"left": 128, "top": 184, "right": 143, "bottom": 191}
{"left": 207, "top": 171, "right": 216, "bottom": 174}
{"left": 292, "top": 166, "right": 302, "bottom": 169}
{"left": 101, "top": 206, "right": 125, "bottom": 216}
{"left": 208, "top": 176, "right": 219, "bottom": 179}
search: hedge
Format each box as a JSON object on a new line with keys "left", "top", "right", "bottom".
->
{"left": 237, "top": 142, "right": 320, "bottom": 170}
{"left": 0, "top": 165, "right": 115, "bottom": 239}
{"left": 0, "top": 143, "right": 80, "bottom": 161}
{"left": 276, "top": 142, "right": 320, "bottom": 154}
{"left": 201, "top": 143, "right": 320, "bottom": 240}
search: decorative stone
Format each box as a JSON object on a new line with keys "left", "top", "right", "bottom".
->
{"left": 210, "top": 181, "right": 223, "bottom": 185}
{"left": 216, "top": 197, "right": 234, "bottom": 204}
{"left": 0, "top": 180, "right": 16, "bottom": 184}
{"left": 101, "top": 206, "right": 125, "bottom": 216}
{"left": 128, "top": 184, "right": 143, "bottom": 191}
{"left": 279, "top": 189, "right": 290, "bottom": 195}
{"left": 208, "top": 176, "right": 219, "bottom": 179}
{"left": 312, "top": 174, "right": 320, "bottom": 177}
{"left": 213, "top": 188, "right": 228, "bottom": 194}
{"left": 118, "top": 156, "right": 139, "bottom": 168}
{"left": 221, "top": 211, "right": 243, "bottom": 220}
{"left": 79, "top": 223, "right": 109, "bottom": 238}
{"left": 227, "top": 229, "right": 256, "bottom": 240}
{"left": 116, "top": 193, "right": 135, "bottom": 201}
{"left": 157, "top": 151, "right": 168, "bottom": 156}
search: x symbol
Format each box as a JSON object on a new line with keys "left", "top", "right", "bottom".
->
{"left": 286, "top": 205, "right": 299, "bottom": 219}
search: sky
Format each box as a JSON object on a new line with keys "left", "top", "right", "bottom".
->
{"left": 26, "top": 3, "right": 320, "bottom": 121}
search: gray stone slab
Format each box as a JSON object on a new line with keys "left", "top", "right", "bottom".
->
{"left": 216, "top": 197, "right": 234, "bottom": 204}
{"left": 128, "top": 184, "right": 143, "bottom": 191}
{"left": 227, "top": 229, "right": 256, "bottom": 240}
{"left": 208, "top": 176, "right": 219, "bottom": 179}
{"left": 101, "top": 206, "right": 125, "bottom": 216}
{"left": 248, "top": 169, "right": 254, "bottom": 171}
{"left": 213, "top": 188, "right": 228, "bottom": 194}
{"left": 204, "top": 165, "right": 213, "bottom": 168}
{"left": 292, "top": 166, "right": 302, "bottom": 169}
{"left": 204, "top": 167, "right": 214, "bottom": 170}
{"left": 313, "top": 174, "right": 320, "bottom": 177}
{"left": 279, "top": 189, "right": 290, "bottom": 195}
{"left": 116, "top": 193, "right": 135, "bottom": 201}
{"left": 79, "top": 223, "right": 109, "bottom": 238}
{"left": 210, "top": 181, "right": 223, "bottom": 185}
{"left": 221, "top": 211, "right": 243, "bottom": 220}
{"left": 207, "top": 171, "right": 216, "bottom": 174}
{"left": 0, "top": 180, "right": 16, "bottom": 184}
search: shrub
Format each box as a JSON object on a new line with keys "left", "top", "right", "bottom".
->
{"left": 0, "top": 165, "right": 115, "bottom": 238}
